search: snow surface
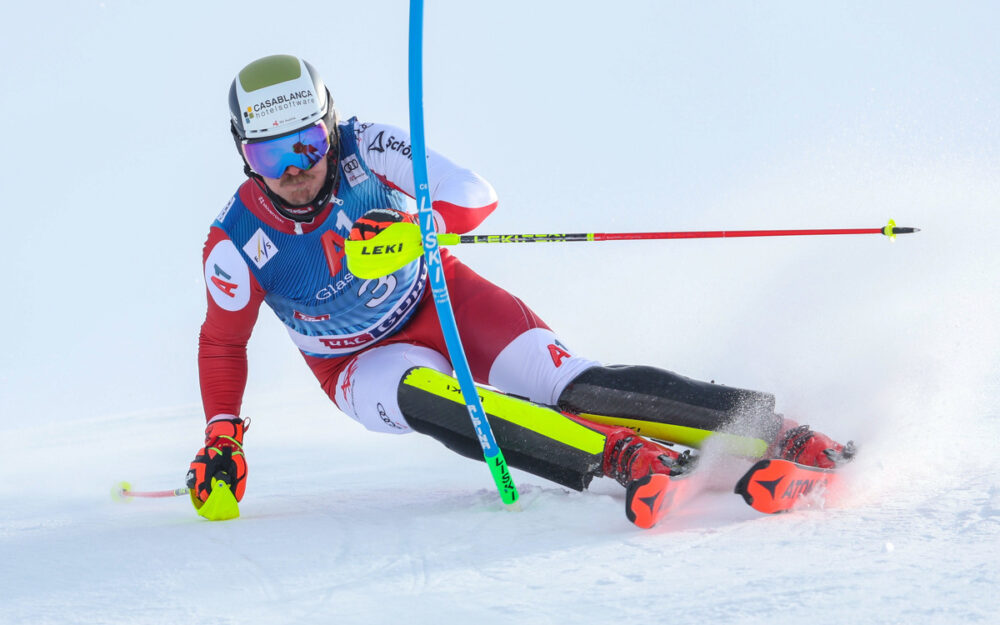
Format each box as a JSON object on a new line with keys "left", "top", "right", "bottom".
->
{"left": 2, "top": 2, "right": 999, "bottom": 624}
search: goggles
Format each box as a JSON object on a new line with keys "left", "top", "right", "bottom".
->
{"left": 243, "top": 121, "right": 330, "bottom": 179}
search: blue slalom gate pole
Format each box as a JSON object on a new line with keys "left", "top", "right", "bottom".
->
{"left": 407, "top": 0, "right": 518, "bottom": 505}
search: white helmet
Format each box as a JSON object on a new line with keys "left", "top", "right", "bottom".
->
{"left": 228, "top": 55, "right": 341, "bottom": 220}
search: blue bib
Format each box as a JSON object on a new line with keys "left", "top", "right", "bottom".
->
{"left": 215, "top": 118, "right": 425, "bottom": 357}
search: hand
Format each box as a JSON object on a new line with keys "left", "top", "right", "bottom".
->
{"left": 186, "top": 417, "right": 249, "bottom": 505}
{"left": 349, "top": 207, "right": 415, "bottom": 241}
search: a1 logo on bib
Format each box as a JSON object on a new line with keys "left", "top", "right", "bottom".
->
{"left": 243, "top": 228, "right": 278, "bottom": 268}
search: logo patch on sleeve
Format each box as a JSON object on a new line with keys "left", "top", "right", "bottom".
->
{"left": 205, "top": 240, "right": 251, "bottom": 311}
{"left": 243, "top": 228, "right": 278, "bottom": 268}
{"left": 342, "top": 154, "right": 369, "bottom": 187}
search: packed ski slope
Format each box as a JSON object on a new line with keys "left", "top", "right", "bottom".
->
{"left": 2, "top": 2, "right": 998, "bottom": 624}
{"left": 2, "top": 383, "right": 998, "bottom": 624}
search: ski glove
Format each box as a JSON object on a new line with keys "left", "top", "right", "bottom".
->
{"left": 349, "top": 207, "right": 415, "bottom": 241}
{"left": 186, "top": 416, "right": 249, "bottom": 504}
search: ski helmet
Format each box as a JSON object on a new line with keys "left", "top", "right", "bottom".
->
{"left": 228, "top": 54, "right": 341, "bottom": 221}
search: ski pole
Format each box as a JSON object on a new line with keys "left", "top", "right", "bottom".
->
{"left": 345, "top": 219, "right": 919, "bottom": 279}
{"left": 450, "top": 222, "right": 919, "bottom": 243}
{"left": 112, "top": 481, "right": 188, "bottom": 502}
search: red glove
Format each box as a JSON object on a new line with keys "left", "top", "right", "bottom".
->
{"left": 186, "top": 417, "right": 249, "bottom": 504}
{"left": 349, "top": 207, "right": 416, "bottom": 240}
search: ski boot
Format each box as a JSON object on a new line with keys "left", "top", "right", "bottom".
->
{"left": 573, "top": 416, "right": 694, "bottom": 528}
{"left": 768, "top": 418, "right": 856, "bottom": 469}
{"left": 737, "top": 419, "right": 855, "bottom": 514}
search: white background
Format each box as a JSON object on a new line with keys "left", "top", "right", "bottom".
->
{"left": 1, "top": 2, "right": 997, "bottom": 623}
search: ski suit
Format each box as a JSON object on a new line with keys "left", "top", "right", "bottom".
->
{"left": 199, "top": 118, "right": 599, "bottom": 434}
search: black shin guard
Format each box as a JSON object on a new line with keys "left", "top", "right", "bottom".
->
{"left": 557, "top": 365, "right": 782, "bottom": 452}
{"left": 397, "top": 368, "right": 605, "bottom": 491}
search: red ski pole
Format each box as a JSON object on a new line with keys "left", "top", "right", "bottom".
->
{"left": 112, "top": 481, "right": 189, "bottom": 501}
{"left": 346, "top": 219, "right": 920, "bottom": 279}
{"left": 454, "top": 221, "right": 919, "bottom": 244}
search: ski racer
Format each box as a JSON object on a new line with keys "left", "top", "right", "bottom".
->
{"left": 187, "top": 54, "right": 854, "bottom": 523}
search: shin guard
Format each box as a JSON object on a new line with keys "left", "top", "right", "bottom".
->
{"left": 557, "top": 365, "right": 782, "bottom": 457}
{"left": 398, "top": 367, "right": 606, "bottom": 491}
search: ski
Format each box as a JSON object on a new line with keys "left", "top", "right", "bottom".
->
{"left": 734, "top": 458, "right": 839, "bottom": 514}
{"left": 629, "top": 457, "right": 843, "bottom": 528}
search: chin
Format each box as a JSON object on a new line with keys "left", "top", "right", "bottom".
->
{"left": 282, "top": 186, "right": 321, "bottom": 204}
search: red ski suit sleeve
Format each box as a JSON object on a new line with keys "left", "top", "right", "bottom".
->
{"left": 198, "top": 225, "right": 266, "bottom": 421}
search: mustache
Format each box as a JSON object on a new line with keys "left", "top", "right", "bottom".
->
{"left": 277, "top": 169, "right": 318, "bottom": 185}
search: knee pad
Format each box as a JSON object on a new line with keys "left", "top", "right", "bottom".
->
{"left": 487, "top": 328, "right": 600, "bottom": 405}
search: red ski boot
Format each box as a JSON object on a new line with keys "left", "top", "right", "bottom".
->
{"left": 768, "top": 418, "right": 856, "bottom": 469}
{"left": 570, "top": 415, "right": 693, "bottom": 528}
{"left": 601, "top": 428, "right": 691, "bottom": 485}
